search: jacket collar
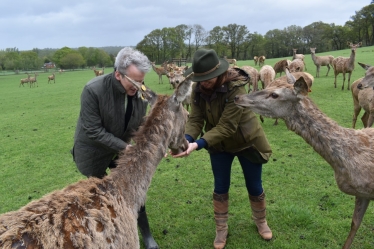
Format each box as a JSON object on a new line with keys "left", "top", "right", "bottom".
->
{"left": 195, "top": 82, "right": 228, "bottom": 102}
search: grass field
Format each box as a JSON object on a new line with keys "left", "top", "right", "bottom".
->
{"left": 1, "top": 47, "right": 374, "bottom": 249}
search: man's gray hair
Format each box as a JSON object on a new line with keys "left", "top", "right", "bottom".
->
{"left": 114, "top": 47, "right": 151, "bottom": 75}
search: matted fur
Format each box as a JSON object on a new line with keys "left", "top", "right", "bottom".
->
{"left": 0, "top": 79, "right": 191, "bottom": 249}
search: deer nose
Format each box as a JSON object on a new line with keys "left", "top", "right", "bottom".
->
{"left": 357, "top": 83, "right": 362, "bottom": 89}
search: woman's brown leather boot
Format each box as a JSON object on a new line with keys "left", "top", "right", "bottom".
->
{"left": 213, "top": 192, "right": 229, "bottom": 249}
{"left": 249, "top": 192, "right": 272, "bottom": 240}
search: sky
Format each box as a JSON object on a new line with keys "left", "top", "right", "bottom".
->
{"left": 0, "top": 0, "right": 371, "bottom": 51}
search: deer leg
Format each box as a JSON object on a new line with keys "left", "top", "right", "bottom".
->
{"left": 316, "top": 66, "right": 320, "bottom": 78}
{"left": 352, "top": 105, "right": 361, "bottom": 128}
{"left": 341, "top": 73, "right": 346, "bottom": 90}
{"left": 347, "top": 73, "right": 352, "bottom": 90}
{"left": 361, "top": 112, "right": 369, "bottom": 127}
{"left": 326, "top": 65, "right": 330, "bottom": 77}
{"left": 273, "top": 118, "right": 279, "bottom": 126}
{"left": 367, "top": 112, "right": 374, "bottom": 127}
{"left": 334, "top": 73, "right": 337, "bottom": 88}
{"left": 342, "top": 197, "right": 370, "bottom": 249}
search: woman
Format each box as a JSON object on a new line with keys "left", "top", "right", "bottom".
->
{"left": 173, "top": 49, "right": 273, "bottom": 249}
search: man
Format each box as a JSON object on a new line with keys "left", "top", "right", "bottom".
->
{"left": 71, "top": 47, "right": 159, "bottom": 249}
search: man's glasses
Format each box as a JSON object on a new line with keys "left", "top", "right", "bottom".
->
{"left": 121, "top": 73, "right": 144, "bottom": 85}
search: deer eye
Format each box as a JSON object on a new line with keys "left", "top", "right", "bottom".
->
{"left": 270, "top": 93, "right": 279, "bottom": 98}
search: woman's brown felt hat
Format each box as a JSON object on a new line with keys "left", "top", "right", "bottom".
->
{"left": 184, "top": 49, "right": 229, "bottom": 82}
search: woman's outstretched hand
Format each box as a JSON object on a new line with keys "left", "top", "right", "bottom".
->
{"left": 170, "top": 142, "right": 198, "bottom": 158}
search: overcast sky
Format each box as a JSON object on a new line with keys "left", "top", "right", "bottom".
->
{"left": 0, "top": 0, "right": 371, "bottom": 51}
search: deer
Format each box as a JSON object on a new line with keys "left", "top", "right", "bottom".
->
{"left": 234, "top": 76, "right": 374, "bottom": 249}
{"left": 48, "top": 73, "right": 56, "bottom": 84}
{"left": 166, "top": 66, "right": 188, "bottom": 89}
{"left": 309, "top": 47, "right": 334, "bottom": 78}
{"left": 29, "top": 73, "right": 38, "bottom": 88}
{"left": 223, "top": 56, "right": 237, "bottom": 66}
{"left": 253, "top": 56, "right": 259, "bottom": 66}
{"left": 151, "top": 61, "right": 167, "bottom": 84}
{"left": 258, "top": 56, "right": 266, "bottom": 67}
{"left": 332, "top": 42, "right": 362, "bottom": 90}
{"left": 292, "top": 48, "right": 307, "bottom": 70}
{"left": 19, "top": 73, "right": 30, "bottom": 87}
{"left": 351, "top": 62, "right": 374, "bottom": 128}
{"left": 0, "top": 73, "right": 193, "bottom": 249}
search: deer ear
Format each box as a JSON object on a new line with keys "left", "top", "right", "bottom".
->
{"left": 293, "top": 76, "right": 309, "bottom": 97}
{"left": 358, "top": 62, "right": 371, "bottom": 71}
{"left": 126, "top": 76, "right": 158, "bottom": 105}
{"left": 171, "top": 72, "right": 193, "bottom": 105}
{"left": 285, "top": 67, "right": 296, "bottom": 84}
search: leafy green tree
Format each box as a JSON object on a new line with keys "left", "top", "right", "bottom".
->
{"left": 206, "top": 26, "right": 226, "bottom": 57}
{"left": 222, "top": 24, "right": 249, "bottom": 58}
{"left": 59, "top": 52, "right": 85, "bottom": 69}
{"left": 20, "top": 51, "right": 41, "bottom": 70}
{"left": 52, "top": 47, "right": 75, "bottom": 68}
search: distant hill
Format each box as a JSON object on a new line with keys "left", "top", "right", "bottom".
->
{"left": 98, "top": 46, "right": 128, "bottom": 55}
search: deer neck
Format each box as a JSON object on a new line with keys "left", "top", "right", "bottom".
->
{"left": 283, "top": 97, "right": 351, "bottom": 173}
{"left": 311, "top": 53, "right": 316, "bottom": 62}
{"left": 349, "top": 50, "right": 356, "bottom": 68}
{"left": 108, "top": 106, "right": 173, "bottom": 213}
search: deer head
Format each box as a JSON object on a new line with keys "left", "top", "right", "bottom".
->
{"left": 234, "top": 76, "right": 309, "bottom": 119}
{"left": 357, "top": 62, "right": 374, "bottom": 90}
{"left": 128, "top": 73, "right": 194, "bottom": 154}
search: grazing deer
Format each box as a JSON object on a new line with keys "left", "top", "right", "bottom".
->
{"left": 234, "top": 76, "right": 374, "bottom": 249}
{"left": 332, "top": 42, "right": 362, "bottom": 90}
{"left": 48, "top": 73, "right": 56, "bottom": 84}
{"left": 19, "top": 73, "right": 30, "bottom": 87}
{"left": 0, "top": 73, "right": 193, "bottom": 249}
{"left": 151, "top": 61, "right": 167, "bottom": 84}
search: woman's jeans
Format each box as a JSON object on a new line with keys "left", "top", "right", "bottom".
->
{"left": 210, "top": 151, "right": 263, "bottom": 196}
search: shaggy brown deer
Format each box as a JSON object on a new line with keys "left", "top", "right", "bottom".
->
{"left": 234, "top": 76, "right": 374, "bottom": 249}
{"left": 332, "top": 42, "right": 362, "bottom": 90}
{"left": 0, "top": 74, "right": 193, "bottom": 249}
{"left": 351, "top": 62, "right": 374, "bottom": 128}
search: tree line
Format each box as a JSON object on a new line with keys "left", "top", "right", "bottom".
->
{"left": 136, "top": 3, "right": 374, "bottom": 64}
{"left": 1, "top": 4, "right": 374, "bottom": 71}
{"left": 0, "top": 46, "right": 117, "bottom": 72}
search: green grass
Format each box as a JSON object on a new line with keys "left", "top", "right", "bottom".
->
{"left": 1, "top": 48, "right": 374, "bottom": 249}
